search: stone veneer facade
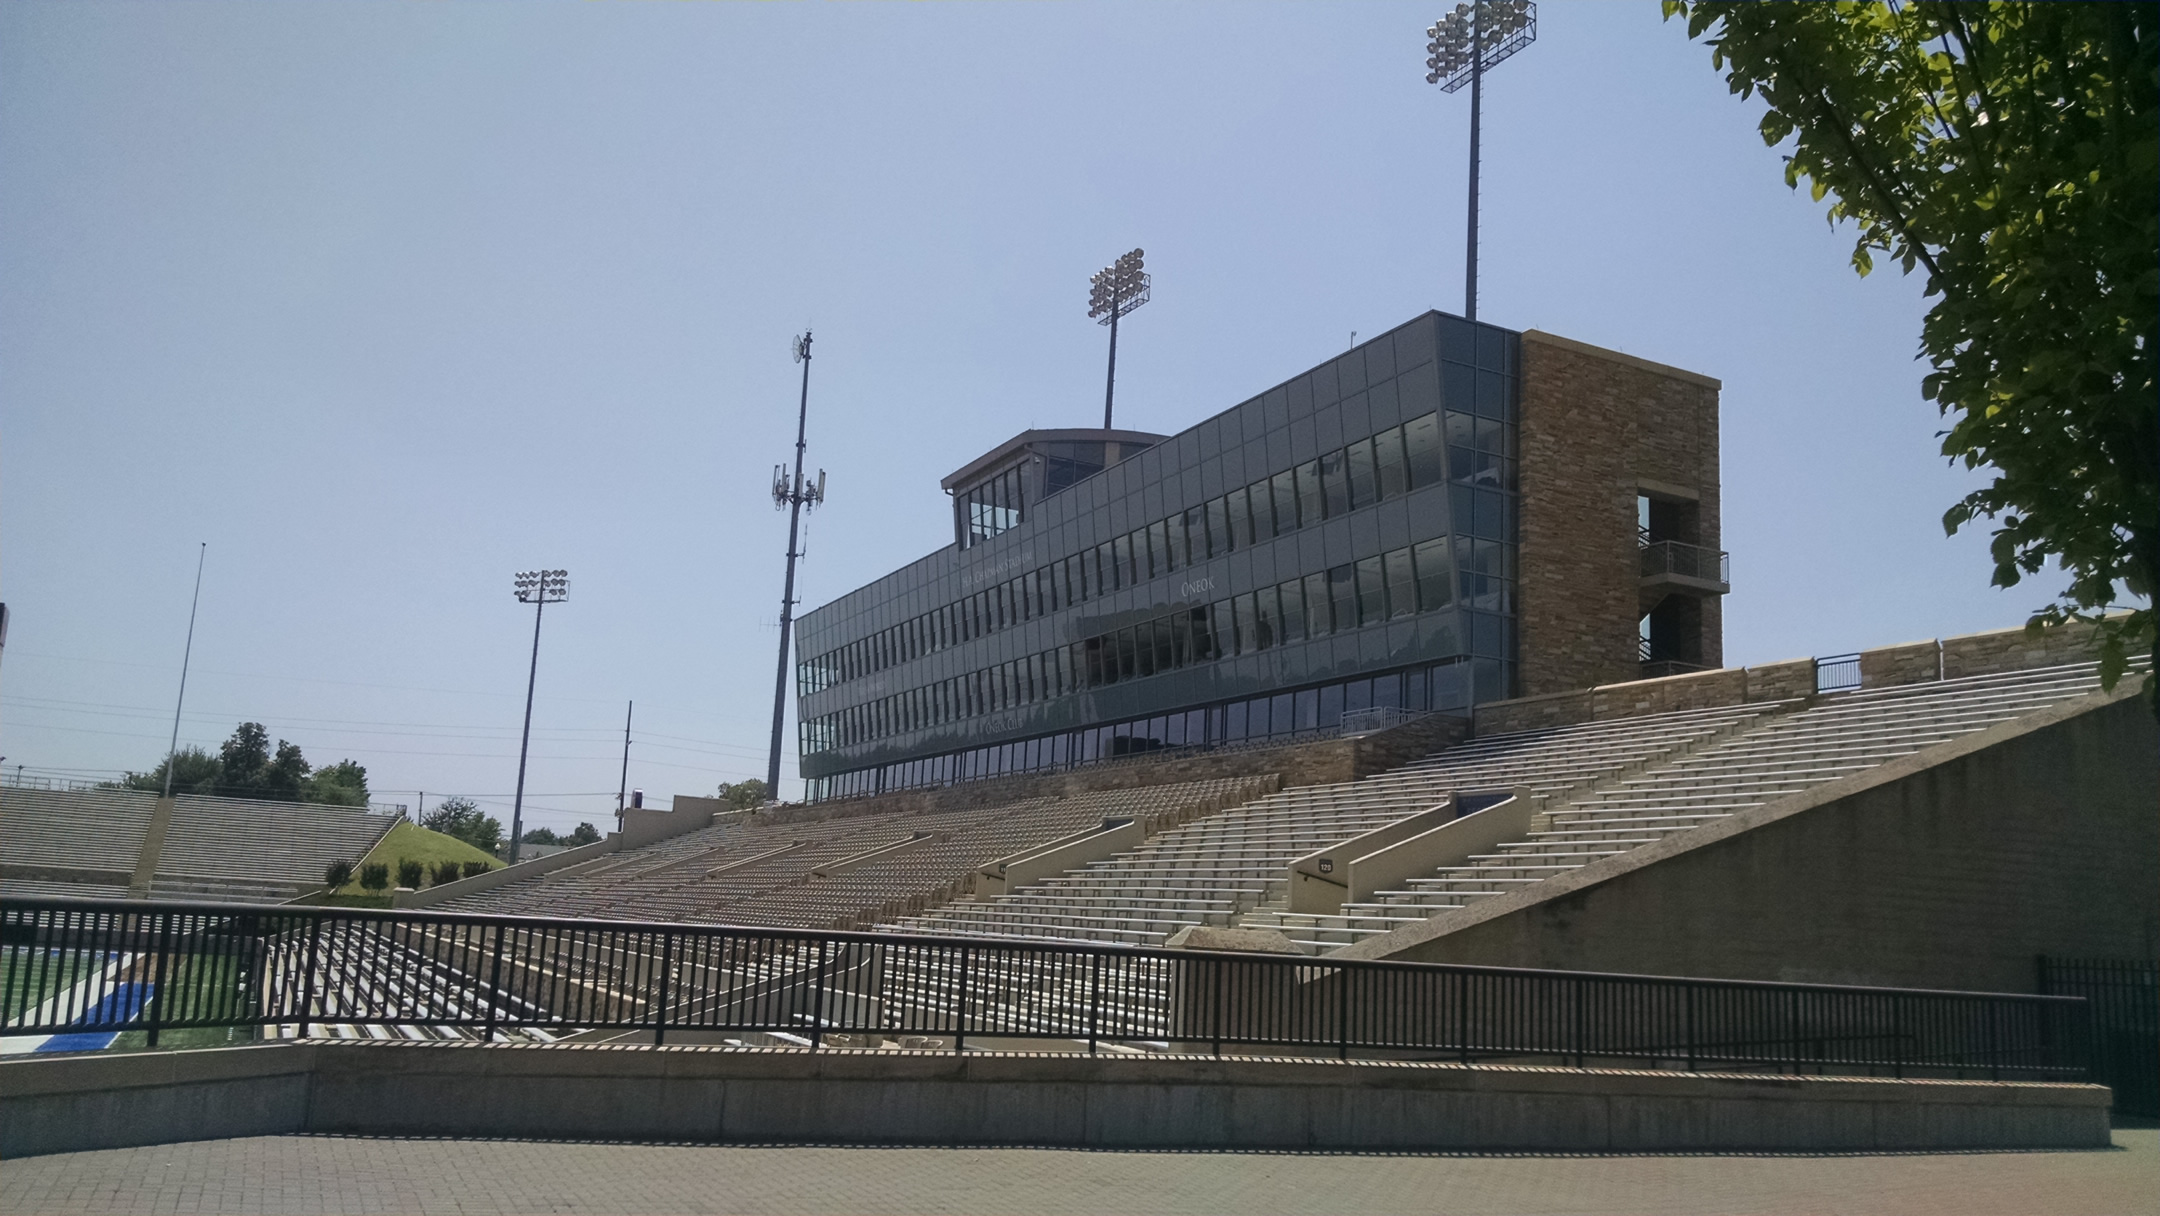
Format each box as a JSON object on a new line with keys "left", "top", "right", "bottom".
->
{"left": 1514, "top": 331, "right": 1723, "bottom": 697}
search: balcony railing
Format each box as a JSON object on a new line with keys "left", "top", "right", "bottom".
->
{"left": 1639, "top": 539, "right": 1731, "bottom": 588}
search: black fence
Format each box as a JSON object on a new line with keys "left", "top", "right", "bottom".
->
{"left": 2041, "top": 956, "right": 2158, "bottom": 1116}
{"left": 0, "top": 898, "right": 2091, "bottom": 1082}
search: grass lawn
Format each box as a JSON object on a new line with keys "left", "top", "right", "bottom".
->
{"left": 1, "top": 946, "right": 114, "bottom": 1020}
{"left": 331, "top": 821, "right": 501, "bottom": 897}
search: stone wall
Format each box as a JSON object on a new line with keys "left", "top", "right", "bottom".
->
{"left": 1515, "top": 331, "right": 1723, "bottom": 698}
{"left": 1473, "top": 619, "right": 2115, "bottom": 738}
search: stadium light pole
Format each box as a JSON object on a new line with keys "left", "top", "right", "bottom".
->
{"left": 1088, "top": 249, "right": 1151, "bottom": 430}
{"left": 766, "top": 331, "right": 827, "bottom": 802}
{"left": 161, "top": 543, "right": 208, "bottom": 799}
{"left": 1425, "top": 1, "right": 1537, "bottom": 323}
{"left": 509, "top": 568, "right": 568, "bottom": 863}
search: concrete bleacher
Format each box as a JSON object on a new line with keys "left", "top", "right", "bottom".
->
{"left": 887, "top": 702, "right": 1774, "bottom": 947}
{"left": 1246, "top": 661, "right": 2118, "bottom": 953}
{"left": 444, "top": 777, "right": 1273, "bottom": 929}
{"left": 0, "top": 786, "right": 398, "bottom": 903}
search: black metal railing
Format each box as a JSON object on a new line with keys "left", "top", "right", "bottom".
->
{"left": 1639, "top": 540, "right": 1731, "bottom": 587}
{"left": 2041, "top": 955, "right": 2157, "bottom": 1116}
{"left": 0, "top": 898, "right": 2090, "bottom": 1081}
{"left": 1815, "top": 653, "right": 1863, "bottom": 694}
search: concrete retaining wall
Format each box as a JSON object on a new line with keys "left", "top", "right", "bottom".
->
{"left": 794, "top": 712, "right": 1469, "bottom": 822}
{"left": 0, "top": 1040, "right": 2110, "bottom": 1158}
{"left": 1348, "top": 687, "right": 2160, "bottom": 995}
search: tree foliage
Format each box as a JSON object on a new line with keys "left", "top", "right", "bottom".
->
{"left": 519, "top": 821, "right": 604, "bottom": 848}
{"left": 715, "top": 779, "right": 771, "bottom": 812}
{"left": 420, "top": 795, "right": 503, "bottom": 856}
{"left": 120, "top": 722, "right": 371, "bottom": 805}
{"left": 1666, "top": 1, "right": 2157, "bottom": 695}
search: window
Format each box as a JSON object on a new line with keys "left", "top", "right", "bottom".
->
{"left": 1148, "top": 520, "right": 1171, "bottom": 577}
{"left": 1404, "top": 412, "right": 1443, "bottom": 488}
{"left": 1222, "top": 488, "right": 1251, "bottom": 550}
{"left": 1346, "top": 438, "right": 1378, "bottom": 509}
{"left": 1270, "top": 470, "right": 1299, "bottom": 536}
{"left": 1251, "top": 586, "right": 1279, "bottom": 650}
{"left": 1317, "top": 451, "right": 1348, "bottom": 521}
{"left": 1327, "top": 565, "right": 1358, "bottom": 632}
{"left": 1413, "top": 538, "right": 1452, "bottom": 611}
{"left": 1151, "top": 618, "right": 1176, "bottom": 671}
{"left": 1373, "top": 425, "right": 1408, "bottom": 501}
{"left": 1355, "top": 556, "right": 1386, "bottom": 623}
{"left": 1190, "top": 606, "right": 1219, "bottom": 662}
{"left": 1384, "top": 547, "right": 1418, "bottom": 617}
{"left": 1277, "top": 577, "right": 1307, "bottom": 641}
{"left": 1206, "top": 496, "right": 1231, "bottom": 557}
{"left": 1304, "top": 571, "right": 1333, "bottom": 635}
{"left": 1295, "top": 460, "right": 1325, "bottom": 527}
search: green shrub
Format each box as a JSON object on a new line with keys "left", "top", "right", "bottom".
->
{"left": 324, "top": 860, "right": 356, "bottom": 889}
{"left": 395, "top": 859, "right": 425, "bottom": 889}
{"left": 359, "top": 862, "right": 391, "bottom": 891}
{"left": 461, "top": 860, "right": 489, "bottom": 880}
{"left": 431, "top": 860, "right": 463, "bottom": 886}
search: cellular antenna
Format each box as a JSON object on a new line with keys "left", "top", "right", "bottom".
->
{"left": 766, "top": 330, "right": 827, "bottom": 801}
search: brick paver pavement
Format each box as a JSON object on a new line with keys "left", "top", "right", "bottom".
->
{"left": 3, "top": 1130, "right": 2152, "bottom": 1215}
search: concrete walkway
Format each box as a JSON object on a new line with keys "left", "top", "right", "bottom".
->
{"left": 4, "top": 1129, "right": 2153, "bottom": 1215}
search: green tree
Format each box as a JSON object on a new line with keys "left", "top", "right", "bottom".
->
{"left": 1666, "top": 1, "right": 2157, "bottom": 696}
{"left": 217, "top": 722, "right": 271, "bottom": 792}
{"left": 305, "top": 759, "right": 370, "bottom": 807}
{"left": 117, "top": 746, "right": 221, "bottom": 796}
{"left": 715, "top": 779, "right": 771, "bottom": 811}
{"left": 519, "top": 827, "right": 561, "bottom": 846}
{"left": 116, "top": 725, "right": 369, "bottom": 804}
{"left": 421, "top": 795, "right": 503, "bottom": 855}
{"left": 566, "top": 821, "right": 602, "bottom": 846}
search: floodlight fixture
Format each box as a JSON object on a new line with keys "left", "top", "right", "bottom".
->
{"left": 1424, "top": 1, "right": 1536, "bottom": 322}
{"left": 513, "top": 568, "right": 570, "bottom": 604}
{"left": 1087, "top": 248, "right": 1151, "bottom": 429}
{"left": 507, "top": 566, "right": 569, "bottom": 862}
{"left": 1425, "top": 0, "right": 1535, "bottom": 93}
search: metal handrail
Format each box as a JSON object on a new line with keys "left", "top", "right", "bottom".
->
{"left": 0, "top": 897, "right": 2090, "bottom": 1081}
{"left": 1639, "top": 539, "right": 1730, "bottom": 586}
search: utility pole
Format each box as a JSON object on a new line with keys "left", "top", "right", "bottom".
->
{"left": 766, "top": 332, "right": 826, "bottom": 801}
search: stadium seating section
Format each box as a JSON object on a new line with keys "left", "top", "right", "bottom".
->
{"left": 0, "top": 788, "right": 398, "bottom": 903}
{"left": 442, "top": 777, "right": 1273, "bottom": 929}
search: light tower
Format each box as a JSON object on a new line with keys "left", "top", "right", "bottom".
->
{"left": 509, "top": 567, "right": 568, "bottom": 863}
{"left": 1088, "top": 249, "right": 1151, "bottom": 430}
{"left": 1425, "top": 1, "right": 1537, "bottom": 322}
{"left": 766, "top": 331, "right": 826, "bottom": 801}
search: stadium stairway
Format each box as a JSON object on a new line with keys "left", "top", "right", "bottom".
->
{"left": 1242, "top": 661, "right": 2121, "bottom": 954}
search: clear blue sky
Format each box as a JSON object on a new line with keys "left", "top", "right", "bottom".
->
{"left": 0, "top": 2, "right": 2036, "bottom": 821}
